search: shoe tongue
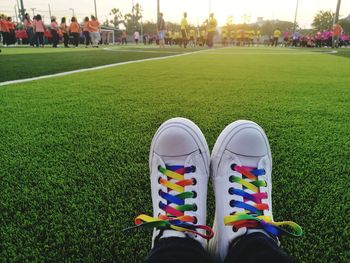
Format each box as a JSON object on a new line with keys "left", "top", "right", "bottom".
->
{"left": 163, "top": 156, "right": 187, "bottom": 167}
{"left": 236, "top": 154, "right": 261, "bottom": 167}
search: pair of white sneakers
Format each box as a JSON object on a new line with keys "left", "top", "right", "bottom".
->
{"left": 135, "top": 118, "right": 301, "bottom": 262}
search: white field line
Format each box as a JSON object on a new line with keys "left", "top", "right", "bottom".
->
{"left": 103, "top": 48, "right": 181, "bottom": 54}
{"left": 202, "top": 50, "right": 338, "bottom": 55}
{"left": 0, "top": 50, "right": 204, "bottom": 87}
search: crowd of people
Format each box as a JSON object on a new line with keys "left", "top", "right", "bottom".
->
{"left": 1, "top": 10, "right": 349, "bottom": 50}
{"left": 0, "top": 13, "right": 102, "bottom": 48}
{"left": 218, "top": 24, "right": 349, "bottom": 48}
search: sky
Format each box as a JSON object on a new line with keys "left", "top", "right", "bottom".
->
{"left": 1, "top": 0, "right": 350, "bottom": 28}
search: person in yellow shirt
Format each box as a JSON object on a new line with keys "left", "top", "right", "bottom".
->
{"left": 200, "top": 30, "right": 206, "bottom": 46}
{"left": 207, "top": 13, "right": 217, "bottom": 47}
{"left": 188, "top": 28, "right": 195, "bottom": 47}
{"left": 272, "top": 28, "right": 281, "bottom": 47}
{"left": 180, "top": 12, "right": 188, "bottom": 48}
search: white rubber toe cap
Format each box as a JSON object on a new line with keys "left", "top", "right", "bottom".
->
{"left": 154, "top": 126, "right": 199, "bottom": 157}
{"left": 226, "top": 127, "right": 268, "bottom": 157}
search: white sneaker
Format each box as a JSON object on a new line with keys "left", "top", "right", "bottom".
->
{"left": 135, "top": 118, "right": 213, "bottom": 248}
{"left": 208, "top": 120, "right": 302, "bottom": 262}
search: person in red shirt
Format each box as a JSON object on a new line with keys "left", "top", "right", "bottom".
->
{"left": 33, "top": 14, "right": 46, "bottom": 47}
{"left": 60, "top": 17, "right": 69, "bottom": 48}
{"left": 333, "top": 23, "right": 343, "bottom": 48}
{"left": 24, "top": 13, "right": 34, "bottom": 46}
{"left": 69, "top": 17, "right": 80, "bottom": 47}
{"left": 50, "top": 16, "right": 59, "bottom": 48}
{"left": 7, "top": 17, "right": 16, "bottom": 45}
{"left": 0, "top": 15, "right": 10, "bottom": 46}
{"left": 89, "top": 15, "right": 100, "bottom": 47}
{"left": 83, "top": 17, "right": 91, "bottom": 48}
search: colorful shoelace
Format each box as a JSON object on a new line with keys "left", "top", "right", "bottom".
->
{"left": 133, "top": 165, "right": 214, "bottom": 239}
{"left": 224, "top": 164, "right": 303, "bottom": 237}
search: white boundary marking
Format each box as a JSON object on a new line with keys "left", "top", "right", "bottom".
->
{"left": 103, "top": 47, "right": 181, "bottom": 54}
{"left": 0, "top": 50, "right": 202, "bottom": 87}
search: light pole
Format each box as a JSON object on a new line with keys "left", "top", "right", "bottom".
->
{"left": 209, "top": 0, "right": 211, "bottom": 15}
{"left": 293, "top": 0, "right": 299, "bottom": 34}
{"left": 94, "top": 0, "right": 98, "bottom": 18}
{"left": 69, "top": 8, "right": 75, "bottom": 17}
{"left": 334, "top": 0, "right": 341, "bottom": 23}
{"left": 157, "top": 0, "right": 160, "bottom": 26}
{"left": 30, "top": 8, "right": 36, "bottom": 17}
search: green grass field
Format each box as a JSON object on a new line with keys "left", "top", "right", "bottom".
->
{"left": 1, "top": 46, "right": 350, "bottom": 262}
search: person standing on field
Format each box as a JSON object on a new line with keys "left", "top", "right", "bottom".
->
{"left": 69, "top": 17, "right": 80, "bottom": 47}
{"left": 33, "top": 14, "right": 45, "bottom": 47}
{"left": 24, "top": 13, "right": 34, "bottom": 47}
{"left": 134, "top": 31, "right": 140, "bottom": 44}
{"left": 158, "top": 13, "right": 166, "bottom": 48}
{"left": 50, "top": 16, "right": 59, "bottom": 48}
{"left": 333, "top": 23, "right": 343, "bottom": 48}
{"left": 83, "top": 17, "right": 91, "bottom": 48}
{"left": 272, "top": 28, "right": 281, "bottom": 47}
{"left": 89, "top": 16, "right": 101, "bottom": 48}
{"left": 207, "top": 13, "right": 217, "bottom": 48}
{"left": 180, "top": 12, "right": 188, "bottom": 48}
{"left": 60, "top": 17, "right": 69, "bottom": 48}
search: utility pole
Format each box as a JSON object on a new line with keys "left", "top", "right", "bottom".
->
{"left": 30, "top": 8, "right": 36, "bottom": 17}
{"left": 209, "top": 0, "right": 211, "bottom": 16}
{"left": 157, "top": 0, "right": 160, "bottom": 26}
{"left": 19, "top": 0, "right": 25, "bottom": 22}
{"left": 293, "top": 0, "right": 299, "bottom": 34}
{"left": 94, "top": 0, "right": 98, "bottom": 18}
{"left": 334, "top": 0, "right": 341, "bottom": 23}
{"left": 69, "top": 8, "right": 75, "bottom": 17}
{"left": 332, "top": 0, "right": 342, "bottom": 48}
{"left": 48, "top": 4, "right": 52, "bottom": 18}
{"left": 14, "top": 5, "right": 19, "bottom": 23}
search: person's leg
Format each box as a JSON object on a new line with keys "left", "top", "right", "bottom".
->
{"left": 38, "top": 32, "right": 44, "bottom": 47}
{"left": 224, "top": 233, "right": 292, "bottom": 263}
{"left": 128, "top": 118, "right": 214, "bottom": 262}
{"left": 208, "top": 120, "right": 302, "bottom": 263}
{"left": 145, "top": 237, "right": 212, "bottom": 263}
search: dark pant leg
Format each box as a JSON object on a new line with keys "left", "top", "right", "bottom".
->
{"left": 51, "top": 30, "right": 58, "bottom": 47}
{"left": 145, "top": 237, "right": 212, "bottom": 263}
{"left": 181, "top": 30, "right": 187, "bottom": 48}
{"left": 38, "top": 32, "right": 44, "bottom": 46}
{"left": 73, "top": 33, "right": 79, "bottom": 47}
{"left": 63, "top": 33, "right": 69, "bottom": 47}
{"left": 84, "top": 31, "right": 90, "bottom": 46}
{"left": 224, "top": 233, "right": 292, "bottom": 263}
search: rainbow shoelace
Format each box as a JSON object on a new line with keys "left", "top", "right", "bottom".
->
{"left": 133, "top": 165, "right": 214, "bottom": 239}
{"left": 224, "top": 164, "right": 303, "bottom": 237}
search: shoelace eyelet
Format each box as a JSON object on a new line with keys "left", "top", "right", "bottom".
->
{"left": 192, "top": 191, "right": 197, "bottom": 198}
{"left": 157, "top": 165, "right": 162, "bottom": 171}
{"left": 158, "top": 177, "right": 162, "bottom": 184}
{"left": 229, "top": 175, "right": 234, "bottom": 182}
{"left": 192, "top": 166, "right": 196, "bottom": 172}
{"left": 192, "top": 204, "right": 198, "bottom": 211}
{"left": 192, "top": 178, "right": 197, "bottom": 185}
{"left": 228, "top": 187, "right": 233, "bottom": 194}
{"left": 231, "top": 163, "right": 237, "bottom": 170}
{"left": 193, "top": 216, "right": 198, "bottom": 224}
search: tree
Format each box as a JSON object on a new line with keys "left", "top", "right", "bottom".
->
{"left": 312, "top": 10, "right": 334, "bottom": 31}
{"left": 339, "top": 18, "right": 350, "bottom": 33}
{"left": 124, "top": 3, "right": 143, "bottom": 34}
{"left": 109, "top": 8, "right": 125, "bottom": 29}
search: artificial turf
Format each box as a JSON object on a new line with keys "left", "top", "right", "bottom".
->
{"left": 0, "top": 46, "right": 198, "bottom": 82}
{"left": 0, "top": 47, "right": 349, "bottom": 262}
